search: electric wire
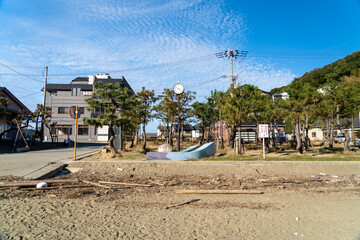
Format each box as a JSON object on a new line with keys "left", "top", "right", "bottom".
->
{"left": 0, "top": 51, "right": 352, "bottom": 77}
{"left": 0, "top": 62, "right": 43, "bottom": 83}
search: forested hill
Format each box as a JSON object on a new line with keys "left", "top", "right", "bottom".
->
{"left": 271, "top": 50, "right": 360, "bottom": 93}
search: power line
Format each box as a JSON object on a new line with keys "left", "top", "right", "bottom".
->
{"left": 0, "top": 62, "right": 43, "bottom": 83}
{"left": 187, "top": 75, "right": 227, "bottom": 89}
{"left": 0, "top": 51, "right": 352, "bottom": 78}
{"left": 17, "top": 91, "right": 43, "bottom": 99}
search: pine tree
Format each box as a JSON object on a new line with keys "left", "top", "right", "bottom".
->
{"left": 136, "top": 87, "right": 157, "bottom": 151}
{"left": 84, "top": 82, "right": 135, "bottom": 155}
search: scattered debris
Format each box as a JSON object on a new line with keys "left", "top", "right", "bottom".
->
{"left": 81, "top": 180, "right": 112, "bottom": 189}
{"left": 22, "top": 185, "right": 92, "bottom": 191}
{"left": 295, "top": 217, "right": 300, "bottom": 221}
{"left": 36, "top": 182, "right": 48, "bottom": 188}
{"left": 117, "top": 168, "right": 124, "bottom": 171}
{"left": 175, "top": 190, "right": 264, "bottom": 194}
{"left": 320, "top": 172, "right": 326, "bottom": 176}
{"left": 148, "top": 178, "right": 165, "bottom": 186}
{"left": 98, "top": 181, "right": 152, "bottom": 187}
{"left": 165, "top": 199, "right": 200, "bottom": 209}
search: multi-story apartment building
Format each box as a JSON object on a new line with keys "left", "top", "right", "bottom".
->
{"left": 43, "top": 73, "right": 133, "bottom": 142}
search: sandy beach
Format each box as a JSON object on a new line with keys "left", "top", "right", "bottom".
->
{"left": 1, "top": 160, "right": 360, "bottom": 240}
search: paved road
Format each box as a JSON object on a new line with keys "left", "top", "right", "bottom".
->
{"left": 0, "top": 143, "right": 105, "bottom": 178}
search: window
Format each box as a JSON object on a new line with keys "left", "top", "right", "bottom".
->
{"left": 54, "top": 125, "right": 72, "bottom": 135}
{"left": 58, "top": 107, "right": 67, "bottom": 114}
{"left": 0, "top": 122, "right": 10, "bottom": 139}
{"left": 312, "top": 132, "right": 316, "bottom": 138}
{"left": 94, "top": 108, "right": 105, "bottom": 118}
{"left": 71, "top": 88, "right": 81, "bottom": 96}
{"left": 81, "top": 91, "right": 92, "bottom": 96}
{"left": 78, "top": 125, "right": 89, "bottom": 135}
{"left": 79, "top": 107, "right": 85, "bottom": 114}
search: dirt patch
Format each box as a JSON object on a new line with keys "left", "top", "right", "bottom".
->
{"left": 1, "top": 161, "right": 360, "bottom": 239}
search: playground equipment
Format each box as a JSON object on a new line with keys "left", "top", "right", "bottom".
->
{"left": 147, "top": 142, "right": 216, "bottom": 161}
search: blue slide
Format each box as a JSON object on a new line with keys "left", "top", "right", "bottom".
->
{"left": 147, "top": 142, "right": 216, "bottom": 161}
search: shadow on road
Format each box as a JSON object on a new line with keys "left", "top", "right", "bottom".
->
{"left": 0, "top": 142, "right": 106, "bottom": 154}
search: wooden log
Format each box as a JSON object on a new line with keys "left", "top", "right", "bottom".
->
{"left": 6, "top": 179, "right": 78, "bottom": 184}
{"left": 0, "top": 179, "right": 78, "bottom": 188}
{"left": 99, "top": 181, "right": 152, "bottom": 187}
{"left": 246, "top": 183, "right": 283, "bottom": 189}
{"left": 21, "top": 185, "right": 92, "bottom": 191}
{"left": 81, "top": 180, "right": 112, "bottom": 189}
{"left": 148, "top": 179, "right": 165, "bottom": 186}
{"left": 175, "top": 190, "right": 264, "bottom": 194}
{"left": 165, "top": 199, "right": 200, "bottom": 209}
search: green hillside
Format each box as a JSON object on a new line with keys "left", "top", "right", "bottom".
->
{"left": 271, "top": 50, "right": 360, "bottom": 93}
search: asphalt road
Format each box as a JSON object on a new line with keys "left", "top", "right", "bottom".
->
{"left": 0, "top": 143, "right": 105, "bottom": 178}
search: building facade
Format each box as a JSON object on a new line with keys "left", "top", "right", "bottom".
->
{"left": 0, "top": 87, "right": 29, "bottom": 141}
{"left": 43, "top": 73, "right": 133, "bottom": 142}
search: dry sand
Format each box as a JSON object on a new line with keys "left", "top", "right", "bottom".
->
{"left": 1, "top": 160, "right": 360, "bottom": 240}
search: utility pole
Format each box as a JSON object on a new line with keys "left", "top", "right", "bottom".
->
{"left": 216, "top": 49, "right": 247, "bottom": 88}
{"left": 41, "top": 66, "right": 48, "bottom": 142}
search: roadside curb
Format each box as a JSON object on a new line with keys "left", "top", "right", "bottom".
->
{"left": 24, "top": 163, "right": 66, "bottom": 180}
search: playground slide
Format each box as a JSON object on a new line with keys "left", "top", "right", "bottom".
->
{"left": 146, "top": 142, "right": 216, "bottom": 161}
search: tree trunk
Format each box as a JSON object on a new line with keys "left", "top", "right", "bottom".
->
{"left": 142, "top": 123, "right": 147, "bottom": 150}
{"left": 130, "top": 131, "right": 135, "bottom": 148}
{"left": 270, "top": 122, "right": 276, "bottom": 149}
{"left": 301, "top": 123, "right": 307, "bottom": 152}
{"left": 339, "top": 126, "right": 350, "bottom": 152}
{"left": 108, "top": 126, "right": 116, "bottom": 154}
{"left": 352, "top": 115, "right": 355, "bottom": 145}
{"left": 166, "top": 122, "right": 170, "bottom": 144}
{"left": 230, "top": 125, "right": 236, "bottom": 148}
{"left": 207, "top": 124, "right": 211, "bottom": 143}
{"left": 329, "top": 118, "right": 334, "bottom": 148}
{"left": 238, "top": 123, "right": 242, "bottom": 155}
{"left": 169, "top": 122, "right": 173, "bottom": 146}
{"left": 255, "top": 122, "right": 260, "bottom": 144}
{"left": 295, "top": 117, "right": 303, "bottom": 154}
{"left": 135, "top": 127, "right": 139, "bottom": 146}
{"left": 336, "top": 113, "right": 350, "bottom": 152}
{"left": 200, "top": 122, "right": 205, "bottom": 145}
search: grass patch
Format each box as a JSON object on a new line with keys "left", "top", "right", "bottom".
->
{"left": 121, "top": 154, "right": 146, "bottom": 160}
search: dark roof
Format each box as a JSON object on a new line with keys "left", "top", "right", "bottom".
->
{"left": 313, "top": 118, "right": 360, "bottom": 129}
{"left": 70, "top": 77, "right": 89, "bottom": 83}
{"left": 158, "top": 126, "right": 170, "bottom": 131}
{"left": 173, "top": 124, "right": 195, "bottom": 131}
{"left": 0, "top": 87, "right": 29, "bottom": 112}
{"left": 44, "top": 76, "right": 134, "bottom": 94}
{"left": 45, "top": 84, "right": 93, "bottom": 91}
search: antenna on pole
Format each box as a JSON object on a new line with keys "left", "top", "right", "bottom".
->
{"left": 216, "top": 49, "right": 247, "bottom": 88}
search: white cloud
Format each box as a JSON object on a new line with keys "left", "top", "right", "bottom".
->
{"left": 0, "top": 0, "right": 296, "bottom": 127}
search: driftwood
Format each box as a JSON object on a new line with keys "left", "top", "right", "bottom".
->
{"left": 165, "top": 199, "right": 200, "bottom": 209}
{"left": 0, "top": 180, "right": 78, "bottom": 188}
{"left": 246, "top": 183, "right": 283, "bottom": 189}
{"left": 148, "top": 179, "right": 165, "bottom": 186}
{"left": 81, "top": 180, "right": 113, "bottom": 189}
{"left": 99, "top": 181, "right": 152, "bottom": 187}
{"left": 21, "top": 185, "right": 92, "bottom": 191}
{"left": 175, "top": 190, "right": 264, "bottom": 194}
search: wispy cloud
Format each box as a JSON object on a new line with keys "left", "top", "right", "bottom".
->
{"left": 0, "top": 0, "right": 296, "bottom": 114}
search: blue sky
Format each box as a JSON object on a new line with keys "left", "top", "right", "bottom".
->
{"left": 0, "top": 0, "right": 359, "bottom": 132}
